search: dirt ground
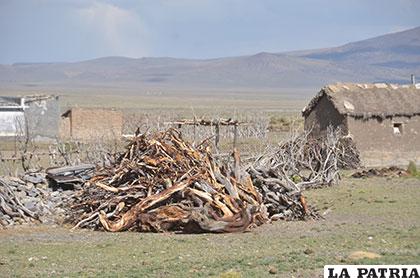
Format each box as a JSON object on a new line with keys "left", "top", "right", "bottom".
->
{"left": 0, "top": 176, "right": 419, "bottom": 277}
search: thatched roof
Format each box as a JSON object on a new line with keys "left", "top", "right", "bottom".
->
{"left": 302, "top": 83, "right": 420, "bottom": 119}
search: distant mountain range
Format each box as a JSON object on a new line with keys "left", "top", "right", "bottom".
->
{"left": 1, "top": 26, "right": 419, "bottom": 90}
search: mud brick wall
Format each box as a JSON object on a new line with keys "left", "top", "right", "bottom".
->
{"left": 304, "top": 94, "right": 420, "bottom": 167}
{"left": 347, "top": 115, "right": 420, "bottom": 167}
{"left": 304, "top": 95, "right": 348, "bottom": 137}
{"left": 60, "top": 108, "right": 123, "bottom": 141}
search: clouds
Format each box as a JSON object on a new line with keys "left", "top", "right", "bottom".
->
{"left": 77, "top": 1, "right": 149, "bottom": 58}
{"left": 0, "top": 0, "right": 150, "bottom": 63}
{"left": 0, "top": 0, "right": 419, "bottom": 63}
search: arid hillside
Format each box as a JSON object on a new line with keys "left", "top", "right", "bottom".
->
{"left": 0, "top": 27, "right": 419, "bottom": 90}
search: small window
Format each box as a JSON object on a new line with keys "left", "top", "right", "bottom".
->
{"left": 393, "top": 123, "right": 403, "bottom": 135}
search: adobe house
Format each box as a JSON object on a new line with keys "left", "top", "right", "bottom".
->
{"left": 0, "top": 95, "right": 60, "bottom": 140}
{"left": 302, "top": 83, "right": 420, "bottom": 167}
{"left": 60, "top": 107, "right": 123, "bottom": 141}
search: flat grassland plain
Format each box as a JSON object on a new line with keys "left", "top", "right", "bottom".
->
{"left": 0, "top": 85, "right": 309, "bottom": 115}
{"left": 0, "top": 87, "right": 419, "bottom": 277}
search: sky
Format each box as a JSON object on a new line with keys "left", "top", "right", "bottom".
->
{"left": 0, "top": 0, "right": 420, "bottom": 64}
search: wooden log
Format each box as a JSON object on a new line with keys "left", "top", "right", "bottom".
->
{"left": 99, "top": 180, "right": 190, "bottom": 232}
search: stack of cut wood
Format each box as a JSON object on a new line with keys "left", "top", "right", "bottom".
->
{"left": 0, "top": 178, "right": 38, "bottom": 227}
{"left": 66, "top": 129, "right": 270, "bottom": 233}
{"left": 0, "top": 177, "right": 67, "bottom": 227}
{"left": 243, "top": 128, "right": 360, "bottom": 221}
{"left": 247, "top": 166, "right": 318, "bottom": 220}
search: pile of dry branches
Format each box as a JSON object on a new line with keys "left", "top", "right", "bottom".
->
{"left": 0, "top": 178, "right": 39, "bottom": 226}
{"left": 0, "top": 176, "right": 66, "bottom": 227}
{"left": 335, "top": 137, "right": 361, "bottom": 169}
{"left": 66, "top": 129, "right": 269, "bottom": 233}
{"left": 247, "top": 127, "right": 358, "bottom": 220}
{"left": 2, "top": 125, "right": 357, "bottom": 231}
{"left": 247, "top": 167, "right": 318, "bottom": 220}
{"left": 252, "top": 128, "right": 344, "bottom": 189}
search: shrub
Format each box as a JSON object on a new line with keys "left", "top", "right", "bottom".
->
{"left": 407, "top": 161, "right": 418, "bottom": 176}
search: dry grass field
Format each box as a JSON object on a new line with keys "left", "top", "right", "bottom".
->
{"left": 1, "top": 89, "right": 419, "bottom": 277}
{"left": 0, "top": 176, "right": 419, "bottom": 277}
{"left": 0, "top": 86, "right": 310, "bottom": 112}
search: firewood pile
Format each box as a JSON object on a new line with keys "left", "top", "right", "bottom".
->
{"left": 252, "top": 128, "right": 344, "bottom": 191}
{"left": 1, "top": 126, "right": 359, "bottom": 231}
{"left": 244, "top": 128, "right": 359, "bottom": 221}
{"left": 66, "top": 129, "right": 272, "bottom": 233}
{"left": 0, "top": 175, "right": 67, "bottom": 227}
{"left": 247, "top": 166, "right": 318, "bottom": 220}
{"left": 65, "top": 128, "right": 321, "bottom": 233}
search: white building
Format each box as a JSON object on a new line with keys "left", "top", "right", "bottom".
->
{"left": 0, "top": 97, "right": 25, "bottom": 137}
{"left": 0, "top": 95, "right": 60, "bottom": 139}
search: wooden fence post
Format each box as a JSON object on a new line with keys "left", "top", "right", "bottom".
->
{"left": 215, "top": 123, "right": 220, "bottom": 151}
{"left": 233, "top": 124, "right": 238, "bottom": 151}
{"left": 193, "top": 117, "right": 197, "bottom": 146}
